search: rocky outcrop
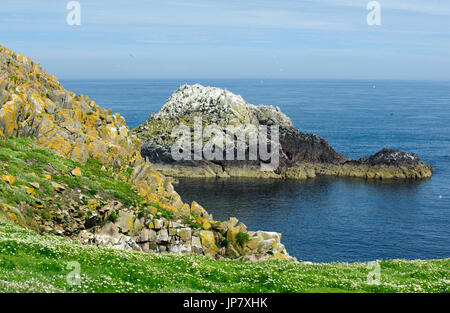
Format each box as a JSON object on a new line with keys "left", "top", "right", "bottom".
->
{"left": 0, "top": 45, "right": 293, "bottom": 262}
{"left": 78, "top": 214, "right": 289, "bottom": 261}
{"left": 133, "top": 84, "right": 433, "bottom": 180}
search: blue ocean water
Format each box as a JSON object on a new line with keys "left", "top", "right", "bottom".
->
{"left": 62, "top": 79, "right": 450, "bottom": 262}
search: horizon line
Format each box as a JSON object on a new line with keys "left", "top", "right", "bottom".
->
{"left": 58, "top": 77, "right": 450, "bottom": 82}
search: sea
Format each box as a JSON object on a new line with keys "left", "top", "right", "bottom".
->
{"left": 62, "top": 79, "right": 450, "bottom": 262}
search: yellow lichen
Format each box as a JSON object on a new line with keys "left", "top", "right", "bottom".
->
{"left": 1, "top": 174, "right": 15, "bottom": 185}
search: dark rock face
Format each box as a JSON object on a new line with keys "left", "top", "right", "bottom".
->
{"left": 141, "top": 125, "right": 347, "bottom": 170}
{"left": 141, "top": 143, "right": 174, "bottom": 164}
{"left": 349, "top": 148, "right": 421, "bottom": 167}
{"left": 278, "top": 126, "right": 348, "bottom": 167}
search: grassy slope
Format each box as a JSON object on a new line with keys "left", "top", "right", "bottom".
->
{"left": 0, "top": 137, "right": 448, "bottom": 293}
{"left": 0, "top": 216, "right": 448, "bottom": 293}
{"left": 0, "top": 137, "right": 174, "bottom": 234}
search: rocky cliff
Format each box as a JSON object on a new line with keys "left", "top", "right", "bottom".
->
{"left": 133, "top": 84, "right": 433, "bottom": 180}
{"left": 0, "top": 45, "right": 292, "bottom": 262}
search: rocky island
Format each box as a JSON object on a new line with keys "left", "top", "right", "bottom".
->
{"left": 133, "top": 84, "right": 433, "bottom": 180}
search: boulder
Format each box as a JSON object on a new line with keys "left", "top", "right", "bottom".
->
{"left": 200, "top": 230, "right": 219, "bottom": 258}
{"left": 191, "top": 236, "right": 203, "bottom": 254}
{"left": 71, "top": 167, "right": 82, "bottom": 177}
{"left": 116, "top": 210, "right": 135, "bottom": 234}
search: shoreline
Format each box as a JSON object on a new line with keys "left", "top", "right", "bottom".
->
{"left": 149, "top": 161, "right": 433, "bottom": 181}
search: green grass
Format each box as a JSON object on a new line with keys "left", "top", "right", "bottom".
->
{"left": 0, "top": 137, "right": 163, "bottom": 233}
{"left": 0, "top": 217, "right": 448, "bottom": 293}
{"left": 0, "top": 137, "right": 146, "bottom": 203}
{"left": 0, "top": 137, "right": 448, "bottom": 293}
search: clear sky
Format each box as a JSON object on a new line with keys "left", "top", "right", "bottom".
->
{"left": 1, "top": 0, "right": 450, "bottom": 80}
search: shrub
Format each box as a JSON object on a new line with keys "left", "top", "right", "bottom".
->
{"left": 108, "top": 211, "right": 117, "bottom": 223}
{"left": 40, "top": 209, "right": 52, "bottom": 221}
{"left": 236, "top": 232, "right": 250, "bottom": 246}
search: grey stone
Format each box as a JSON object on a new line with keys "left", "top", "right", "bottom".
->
{"left": 157, "top": 229, "right": 169, "bottom": 244}
{"left": 191, "top": 236, "right": 202, "bottom": 254}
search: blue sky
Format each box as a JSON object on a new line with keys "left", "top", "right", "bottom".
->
{"left": 1, "top": 0, "right": 450, "bottom": 80}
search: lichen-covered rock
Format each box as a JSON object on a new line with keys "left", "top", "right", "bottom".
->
{"left": 71, "top": 167, "right": 82, "bottom": 178}
{"left": 115, "top": 210, "right": 135, "bottom": 234}
{"left": 0, "top": 44, "right": 184, "bottom": 223}
{"left": 1, "top": 174, "right": 15, "bottom": 185}
{"left": 200, "top": 230, "right": 218, "bottom": 258}
{"left": 242, "top": 231, "right": 293, "bottom": 262}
